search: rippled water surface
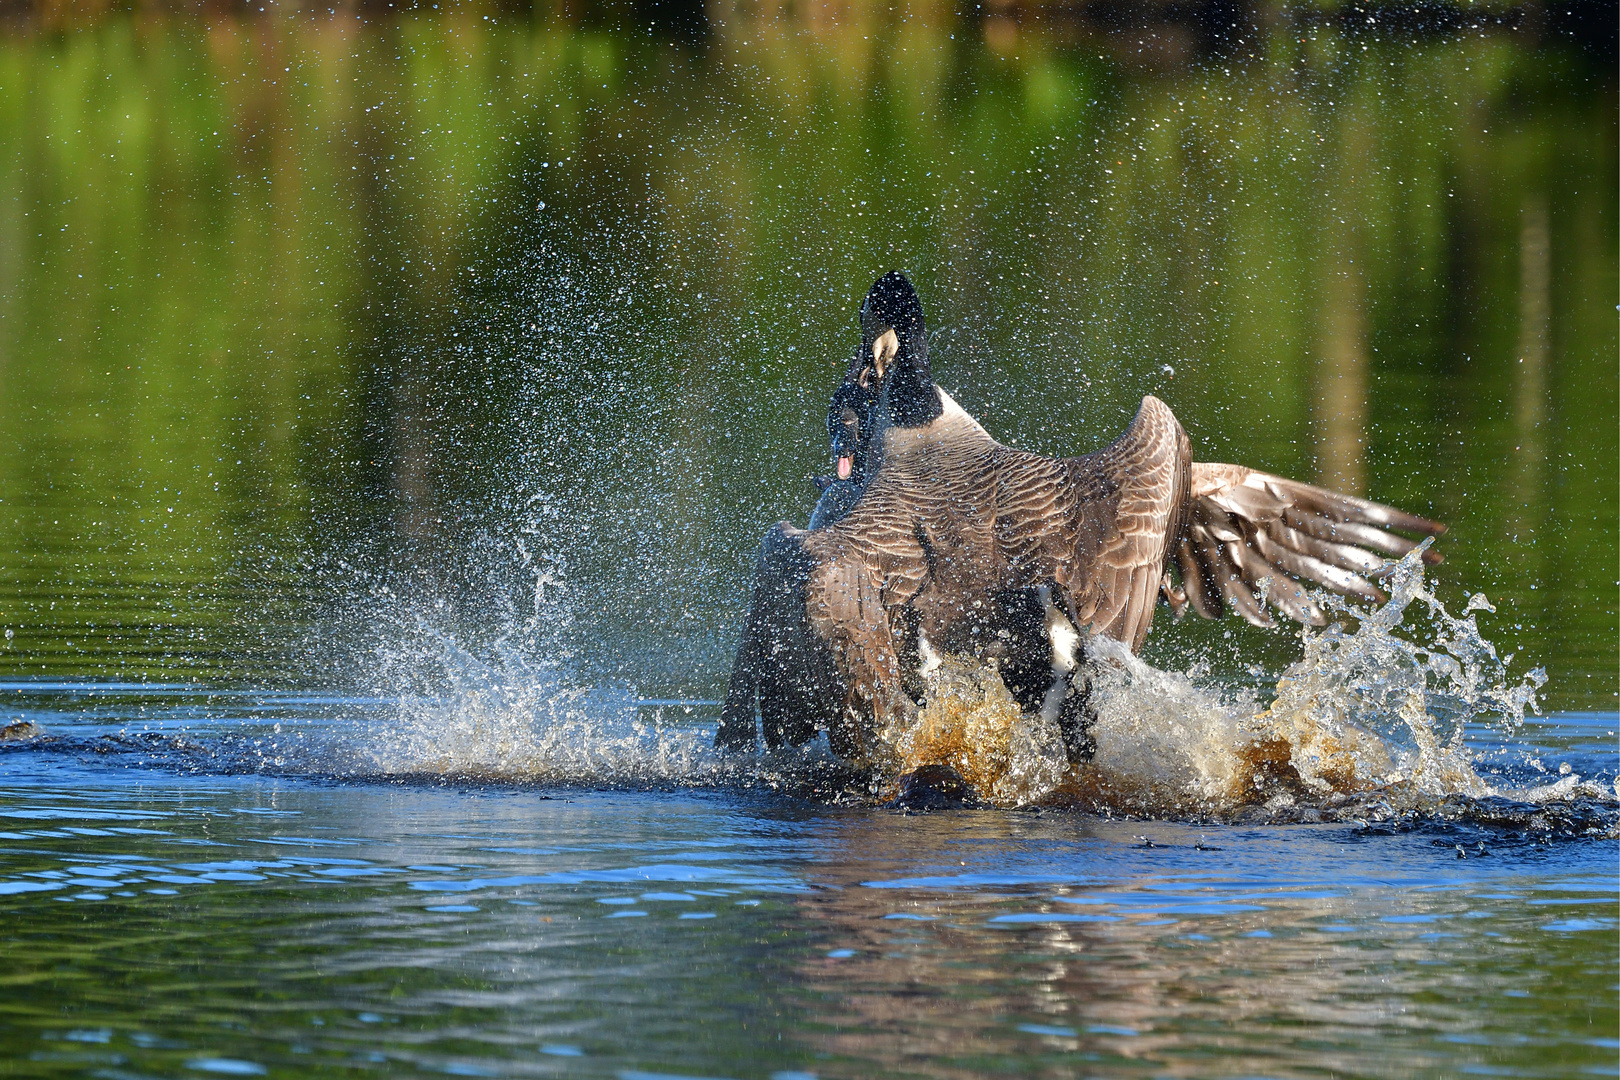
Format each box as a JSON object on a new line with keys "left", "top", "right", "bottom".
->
{"left": 0, "top": 6, "right": 1616, "bottom": 1079}
{"left": 0, "top": 687, "right": 1616, "bottom": 1078}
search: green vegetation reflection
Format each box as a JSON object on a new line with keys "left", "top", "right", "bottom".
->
{"left": 0, "top": 14, "right": 1611, "bottom": 710}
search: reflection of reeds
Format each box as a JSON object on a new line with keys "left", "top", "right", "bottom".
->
{"left": 1508, "top": 194, "right": 1549, "bottom": 537}
{"left": 1316, "top": 258, "right": 1367, "bottom": 496}
{"left": 1314, "top": 106, "right": 1370, "bottom": 496}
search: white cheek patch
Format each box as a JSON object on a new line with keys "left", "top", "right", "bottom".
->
{"left": 873, "top": 327, "right": 899, "bottom": 376}
{"left": 916, "top": 629, "right": 943, "bottom": 679}
{"left": 1037, "top": 586, "right": 1081, "bottom": 727}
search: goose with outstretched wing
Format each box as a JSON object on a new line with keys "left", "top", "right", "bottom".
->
{"left": 718, "top": 272, "right": 1445, "bottom": 762}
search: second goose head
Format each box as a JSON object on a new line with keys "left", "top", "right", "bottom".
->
{"left": 827, "top": 375, "right": 870, "bottom": 482}
{"left": 805, "top": 374, "right": 875, "bottom": 530}
{"left": 859, "top": 271, "right": 941, "bottom": 428}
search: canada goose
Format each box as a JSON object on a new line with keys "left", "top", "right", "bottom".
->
{"left": 813, "top": 343, "right": 1100, "bottom": 758}
{"left": 807, "top": 376, "right": 877, "bottom": 530}
{"left": 717, "top": 272, "right": 1446, "bottom": 762}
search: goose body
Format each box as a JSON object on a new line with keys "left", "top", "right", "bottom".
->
{"left": 717, "top": 273, "right": 1445, "bottom": 761}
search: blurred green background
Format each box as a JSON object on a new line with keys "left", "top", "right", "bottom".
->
{"left": 0, "top": 3, "right": 1613, "bottom": 709}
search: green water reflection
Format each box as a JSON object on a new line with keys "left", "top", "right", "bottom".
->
{"left": 0, "top": 14, "right": 1613, "bottom": 708}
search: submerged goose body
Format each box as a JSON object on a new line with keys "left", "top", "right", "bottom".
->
{"left": 718, "top": 272, "right": 1445, "bottom": 761}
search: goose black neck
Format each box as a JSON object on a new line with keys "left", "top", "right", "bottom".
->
{"left": 884, "top": 357, "right": 942, "bottom": 427}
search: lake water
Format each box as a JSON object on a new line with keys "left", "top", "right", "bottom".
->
{"left": 0, "top": 8, "right": 1615, "bottom": 1079}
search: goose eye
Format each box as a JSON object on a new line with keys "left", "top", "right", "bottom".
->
{"left": 839, "top": 406, "right": 858, "bottom": 427}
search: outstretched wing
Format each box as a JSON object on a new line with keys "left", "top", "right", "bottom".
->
{"left": 1170, "top": 464, "right": 1446, "bottom": 627}
{"left": 802, "top": 535, "right": 917, "bottom": 759}
{"left": 1062, "top": 395, "right": 1191, "bottom": 651}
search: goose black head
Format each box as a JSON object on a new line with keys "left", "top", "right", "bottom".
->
{"left": 858, "top": 271, "right": 941, "bottom": 428}
{"left": 827, "top": 375, "right": 873, "bottom": 481}
{"left": 805, "top": 371, "right": 877, "bottom": 529}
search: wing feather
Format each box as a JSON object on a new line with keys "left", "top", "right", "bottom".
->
{"left": 1178, "top": 534, "right": 1223, "bottom": 619}
{"left": 1281, "top": 508, "right": 1442, "bottom": 564}
{"left": 1178, "top": 463, "right": 1446, "bottom": 626}
{"left": 1056, "top": 396, "right": 1190, "bottom": 651}
{"left": 1248, "top": 527, "right": 1383, "bottom": 603}
{"left": 1219, "top": 567, "right": 1271, "bottom": 626}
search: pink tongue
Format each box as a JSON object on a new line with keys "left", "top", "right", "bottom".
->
{"left": 837, "top": 456, "right": 853, "bottom": 480}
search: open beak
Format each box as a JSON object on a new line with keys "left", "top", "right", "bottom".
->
{"left": 837, "top": 456, "right": 853, "bottom": 480}
{"left": 871, "top": 327, "right": 899, "bottom": 379}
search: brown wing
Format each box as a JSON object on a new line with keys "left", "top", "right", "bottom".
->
{"left": 803, "top": 537, "right": 915, "bottom": 759}
{"left": 716, "top": 523, "right": 844, "bottom": 752}
{"left": 989, "top": 396, "right": 1189, "bottom": 653}
{"left": 1171, "top": 463, "right": 1447, "bottom": 627}
{"left": 1063, "top": 395, "right": 1190, "bottom": 651}
{"left": 717, "top": 518, "right": 924, "bottom": 760}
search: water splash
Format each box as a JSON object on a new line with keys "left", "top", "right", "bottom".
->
{"left": 318, "top": 558, "right": 861, "bottom": 793}
{"left": 62, "top": 539, "right": 1583, "bottom": 831}
{"left": 1062, "top": 639, "right": 1262, "bottom": 815}
{"left": 1246, "top": 541, "right": 1543, "bottom": 808}
{"left": 879, "top": 544, "right": 1590, "bottom": 820}
{"left": 886, "top": 654, "right": 1069, "bottom": 808}
{"left": 336, "top": 610, "right": 728, "bottom": 786}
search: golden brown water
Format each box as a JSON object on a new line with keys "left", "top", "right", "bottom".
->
{"left": 885, "top": 549, "right": 1600, "bottom": 824}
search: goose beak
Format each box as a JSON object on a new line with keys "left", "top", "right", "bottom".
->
{"left": 837, "top": 456, "right": 853, "bottom": 480}
{"left": 871, "top": 327, "right": 899, "bottom": 379}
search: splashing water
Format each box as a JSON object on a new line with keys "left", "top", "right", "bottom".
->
{"left": 884, "top": 544, "right": 1578, "bottom": 817}
{"left": 1244, "top": 541, "right": 1543, "bottom": 807}
{"left": 333, "top": 590, "right": 858, "bottom": 795}
{"left": 353, "top": 620, "right": 722, "bottom": 785}
{"left": 885, "top": 654, "right": 1069, "bottom": 808}
{"left": 315, "top": 543, "right": 1602, "bottom": 826}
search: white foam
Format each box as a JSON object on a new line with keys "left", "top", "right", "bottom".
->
{"left": 347, "top": 616, "right": 728, "bottom": 785}
{"left": 328, "top": 543, "right": 1568, "bottom": 819}
{"left": 880, "top": 543, "right": 1558, "bottom": 816}
{"left": 889, "top": 652, "right": 1069, "bottom": 808}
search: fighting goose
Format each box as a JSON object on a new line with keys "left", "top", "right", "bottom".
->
{"left": 717, "top": 272, "right": 1446, "bottom": 762}
{"left": 807, "top": 376, "right": 877, "bottom": 530}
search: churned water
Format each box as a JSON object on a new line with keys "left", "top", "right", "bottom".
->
{"left": 0, "top": 6, "right": 1615, "bottom": 1079}
{"left": 0, "top": 705, "right": 1614, "bottom": 1079}
{"left": 891, "top": 545, "right": 1591, "bottom": 817}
